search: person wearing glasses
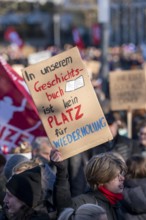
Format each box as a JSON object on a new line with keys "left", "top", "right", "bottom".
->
{"left": 51, "top": 149, "right": 127, "bottom": 220}
{"left": 137, "top": 120, "right": 146, "bottom": 156}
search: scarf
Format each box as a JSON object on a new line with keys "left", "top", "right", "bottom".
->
{"left": 98, "top": 186, "right": 123, "bottom": 205}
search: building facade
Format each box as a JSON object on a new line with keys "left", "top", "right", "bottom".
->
{"left": 0, "top": 0, "right": 146, "bottom": 47}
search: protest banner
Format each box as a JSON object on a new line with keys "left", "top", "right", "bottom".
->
{"left": 22, "top": 47, "right": 113, "bottom": 160}
{"left": 109, "top": 69, "right": 146, "bottom": 111}
{"left": 109, "top": 69, "right": 146, "bottom": 138}
{"left": 0, "top": 56, "right": 46, "bottom": 154}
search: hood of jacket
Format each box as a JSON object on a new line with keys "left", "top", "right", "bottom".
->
{"left": 123, "top": 178, "right": 146, "bottom": 214}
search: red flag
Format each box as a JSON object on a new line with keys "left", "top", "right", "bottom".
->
{"left": 0, "top": 56, "right": 46, "bottom": 153}
{"left": 4, "top": 26, "right": 24, "bottom": 48}
{"left": 72, "top": 27, "right": 85, "bottom": 49}
{"left": 91, "top": 24, "right": 101, "bottom": 46}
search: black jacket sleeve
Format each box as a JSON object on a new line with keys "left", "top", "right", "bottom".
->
{"left": 53, "top": 160, "right": 73, "bottom": 213}
{"left": 52, "top": 160, "right": 96, "bottom": 213}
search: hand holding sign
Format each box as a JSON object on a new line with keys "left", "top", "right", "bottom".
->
{"left": 50, "top": 148, "right": 63, "bottom": 162}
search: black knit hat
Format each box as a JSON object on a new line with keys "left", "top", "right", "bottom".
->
{"left": 6, "top": 166, "right": 42, "bottom": 208}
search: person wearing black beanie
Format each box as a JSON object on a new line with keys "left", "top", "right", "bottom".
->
{"left": 0, "top": 166, "right": 50, "bottom": 220}
{"left": 6, "top": 166, "right": 41, "bottom": 208}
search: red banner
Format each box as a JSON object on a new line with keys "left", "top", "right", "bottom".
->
{"left": 0, "top": 56, "right": 46, "bottom": 153}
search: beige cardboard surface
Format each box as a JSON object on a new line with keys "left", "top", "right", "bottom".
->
{"left": 12, "top": 64, "right": 24, "bottom": 77}
{"left": 109, "top": 69, "right": 146, "bottom": 111}
{"left": 22, "top": 47, "right": 113, "bottom": 159}
{"left": 84, "top": 60, "right": 101, "bottom": 79}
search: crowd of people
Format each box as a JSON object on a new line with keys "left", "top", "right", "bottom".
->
{"left": 0, "top": 41, "right": 146, "bottom": 219}
{"left": 0, "top": 111, "right": 146, "bottom": 219}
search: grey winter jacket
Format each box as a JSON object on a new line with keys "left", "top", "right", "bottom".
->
{"left": 123, "top": 178, "right": 146, "bottom": 220}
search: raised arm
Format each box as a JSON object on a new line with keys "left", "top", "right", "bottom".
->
{"left": 50, "top": 149, "right": 72, "bottom": 213}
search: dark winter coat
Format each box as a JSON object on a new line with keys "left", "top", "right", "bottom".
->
{"left": 92, "top": 133, "right": 139, "bottom": 161}
{"left": 0, "top": 175, "right": 6, "bottom": 208}
{"left": 35, "top": 156, "right": 57, "bottom": 219}
{"left": 53, "top": 162, "right": 125, "bottom": 220}
{"left": 0, "top": 205, "right": 50, "bottom": 220}
{"left": 123, "top": 178, "right": 146, "bottom": 220}
{"left": 66, "top": 153, "right": 88, "bottom": 196}
{"left": 130, "top": 143, "right": 146, "bottom": 157}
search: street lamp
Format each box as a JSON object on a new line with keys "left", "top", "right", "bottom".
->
{"left": 98, "top": 0, "right": 110, "bottom": 80}
{"left": 53, "top": 13, "right": 61, "bottom": 47}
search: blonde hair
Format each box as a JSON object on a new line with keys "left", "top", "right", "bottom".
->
{"left": 12, "top": 159, "right": 40, "bottom": 175}
{"left": 126, "top": 154, "right": 146, "bottom": 179}
{"left": 85, "top": 152, "right": 127, "bottom": 190}
{"left": 58, "top": 204, "right": 107, "bottom": 220}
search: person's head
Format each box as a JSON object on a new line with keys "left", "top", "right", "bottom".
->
{"left": 32, "top": 136, "right": 53, "bottom": 161}
{"left": 85, "top": 152, "right": 127, "bottom": 193}
{"left": 4, "top": 166, "right": 42, "bottom": 215}
{"left": 4, "top": 154, "right": 29, "bottom": 180}
{"left": 105, "top": 112, "right": 119, "bottom": 137}
{"left": 138, "top": 120, "right": 146, "bottom": 147}
{"left": 126, "top": 154, "right": 146, "bottom": 179}
{"left": 58, "top": 203, "right": 107, "bottom": 220}
{"left": 12, "top": 157, "right": 56, "bottom": 200}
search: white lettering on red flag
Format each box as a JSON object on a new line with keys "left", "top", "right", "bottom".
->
{"left": 0, "top": 56, "right": 46, "bottom": 153}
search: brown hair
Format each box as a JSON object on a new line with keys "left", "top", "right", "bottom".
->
{"left": 126, "top": 155, "right": 146, "bottom": 179}
{"left": 85, "top": 152, "right": 127, "bottom": 190}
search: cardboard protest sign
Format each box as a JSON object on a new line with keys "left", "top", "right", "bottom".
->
{"left": 22, "top": 47, "right": 113, "bottom": 159}
{"left": 109, "top": 69, "right": 146, "bottom": 111}
{"left": 0, "top": 56, "right": 46, "bottom": 154}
